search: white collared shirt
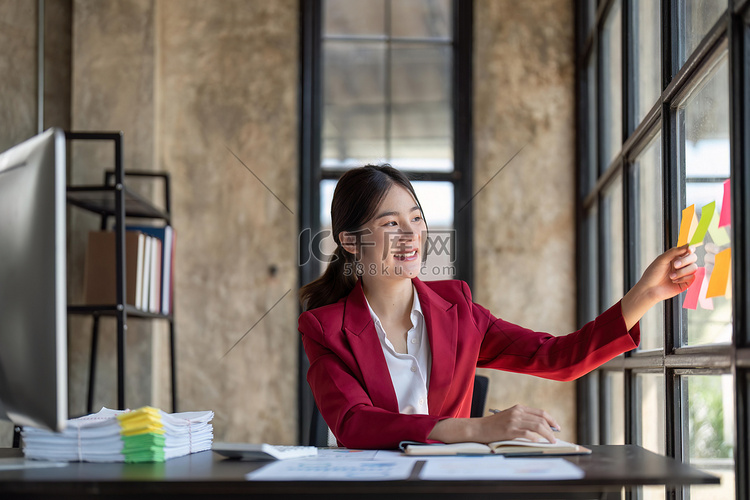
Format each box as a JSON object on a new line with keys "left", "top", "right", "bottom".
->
{"left": 365, "top": 286, "right": 431, "bottom": 415}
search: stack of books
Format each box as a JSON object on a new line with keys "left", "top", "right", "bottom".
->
{"left": 22, "top": 406, "right": 213, "bottom": 463}
{"left": 83, "top": 225, "right": 175, "bottom": 315}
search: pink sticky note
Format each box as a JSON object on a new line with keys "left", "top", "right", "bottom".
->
{"left": 682, "top": 267, "right": 705, "bottom": 310}
{"left": 698, "top": 268, "right": 714, "bottom": 310}
{"left": 718, "top": 179, "right": 731, "bottom": 228}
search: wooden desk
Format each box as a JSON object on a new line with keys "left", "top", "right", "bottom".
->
{"left": 0, "top": 445, "right": 719, "bottom": 499}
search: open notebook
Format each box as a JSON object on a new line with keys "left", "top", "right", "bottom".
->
{"left": 400, "top": 438, "right": 591, "bottom": 457}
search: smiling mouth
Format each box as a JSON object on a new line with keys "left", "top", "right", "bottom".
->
{"left": 393, "top": 250, "right": 418, "bottom": 261}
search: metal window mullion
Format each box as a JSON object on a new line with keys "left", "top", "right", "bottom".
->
{"left": 621, "top": 1, "right": 636, "bottom": 453}
{"left": 452, "top": 0, "right": 473, "bottom": 287}
{"left": 599, "top": 370, "right": 612, "bottom": 444}
{"left": 385, "top": 0, "right": 392, "bottom": 162}
{"left": 663, "top": 0, "right": 676, "bottom": 90}
{"left": 322, "top": 35, "right": 452, "bottom": 45}
{"left": 729, "top": 4, "right": 750, "bottom": 499}
{"left": 596, "top": 95, "right": 610, "bottom": 448}
{"left": 298, "top": 0, "right": 324, "bottom": 446}
{"left": 575, "top": 0, "right": 599, "bottom": 446}
{"left": 624, "top": 0, "right": 637, "bottom": 138}
{"left": 736, "top": 368, "right": 749, "bottom": 500}
{"left": 665, "top": 367, "right": 683, "bottom": 500}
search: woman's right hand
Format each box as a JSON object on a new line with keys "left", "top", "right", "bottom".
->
{"left": 428, "top": 404, "right": 560, "bottom": 444}
{"left": 479, "top": 404, "right": 560, "bottom": 444}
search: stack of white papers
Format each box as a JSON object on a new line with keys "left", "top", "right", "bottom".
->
{"left": 22, "top": 406, "right": 214, "bottom": 463}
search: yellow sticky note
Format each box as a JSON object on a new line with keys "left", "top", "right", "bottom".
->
{"left": 689, "top": 202, "right": 714, "bottom": 246}
{"left": 121, "top": 425, "right": 165, "bottom": 437}
{"left": 726, "top": 269, "right": 733, "bottom": 300}
{"left": 706, "top": 248, "right": 731, "bottom": 298}
{"left": 678, "top": 205, "right": 697, "bottom": 246}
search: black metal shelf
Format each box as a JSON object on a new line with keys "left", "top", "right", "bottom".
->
{"left": 67, "top": 186, "right": 170, "bottom": 221}
{"left": 64, "top": 130, "right": 177, "bottom": 415}
{"left": 68, "top": 304, "right": 174, "bottom": 321}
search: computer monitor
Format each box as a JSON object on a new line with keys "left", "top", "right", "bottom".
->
{"left": 0, "top": 127, "right": 68, "bottom": 432}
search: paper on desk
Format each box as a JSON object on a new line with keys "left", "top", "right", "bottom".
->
{"left": 0, "top": 458, "right": 69, "bottom": 471}
{"left": 314, "top": 448, "right": 380, "bottom": 460}
{"left": 419, "top": 457, "right": 584, "bottom": 481}
{"left": 312, "top": 448, "right": 419, "bottom": 463}
{"left": 246, "top": 459, "right": 414, "bottom": 481}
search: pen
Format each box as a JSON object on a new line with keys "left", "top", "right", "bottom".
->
{"left": 488, "top": 408, "right": 560, "bottom": 432}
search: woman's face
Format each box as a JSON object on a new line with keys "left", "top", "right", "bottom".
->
{"left": 348, "top": 185, "right": 426, "bottom": 282}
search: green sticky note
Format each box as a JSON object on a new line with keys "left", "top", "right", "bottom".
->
{"left": 707, "top": 204, "right": 730, "bottom": 246}
{"left": 689, "top": 202, "right": 714, "bottom": 245}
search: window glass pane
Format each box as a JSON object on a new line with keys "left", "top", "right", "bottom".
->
{"left": 317, "top": 180, "right": 340, "bottom": 275}
{"left": 685, "top": 374, "right": 735, "bottom": 500}
{"left": 633, "top": 135, "right": 664, "bottom": 351}
{"left": 634, "top": 0, "right": 661, "bottom": 124}
{"left": 323, "top": 0, "right": 386, "bottom": 36}
{"left": 391, "top": 44, "right": 453, "bottom": 171}
{"left": 680, "top": 56, "right": 732, "bottom": 347}
{"left": 391, "top": 0, "right": 450, "bottom": 39}
{"left": 584, "top": 205, "right": 599, "bottom": 323}
{"left": 601, "top": 0, "right": 622, "bottom": 168}
{"left": 637, "top": 373, "right": 666, "bottom": 500}
{"left": 322, "top": 42, "right": 387, "bottom": 168}
{"left": 678, "top": 0, "right": 727, "bottom": 68}
{"left": 602, "top": 173, "right": 624, "bottom": 312}
{"left": 604, "top": 371, "right": 625, "bottom": 444}
{"left": 412, "top": 181, "right": 455, "bottom": 280}
{"left": 585, "top": 51, "right": 597, "bottom": 193}
{"left": 637, "top": 373, "right": 665, "bottom": 454}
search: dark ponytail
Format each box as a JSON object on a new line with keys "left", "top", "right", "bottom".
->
{"left": 299, "top": 164, "right": 426, "bottom": 311}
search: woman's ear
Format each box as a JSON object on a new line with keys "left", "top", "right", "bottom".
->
{"left": 339, "top": 231, "right": 357, "bottom": 255}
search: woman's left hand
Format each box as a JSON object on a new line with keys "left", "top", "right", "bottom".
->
{"left": 641, "top": 244, "right": 698, "bottom": 302}
{"left": 621, "top": 245, "right": 698, "bottom": 330}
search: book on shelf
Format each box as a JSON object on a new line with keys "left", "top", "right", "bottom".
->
{"left": 400, "top": 438, "right": 592, "bottom": 457}
{"left": 83, "top": 228, "right": 173, "bottom": 314}
{"left": 127, "top": 224, "right": 174, "bottom": 315}
{"left": 84, "top": 231, "right": 144, "bottom": 308}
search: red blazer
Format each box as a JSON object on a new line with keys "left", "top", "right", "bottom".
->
{"left": 299, "top": 278, "right": 639, "bottom": 449}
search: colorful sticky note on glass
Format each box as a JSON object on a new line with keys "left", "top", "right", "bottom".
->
{"left": 678, "top": 205, "right": 697, "bottom": 246}
{"left": 718, "top": 179, "right": 731, "bottom": 228}
{"left": 698, "top": 268, "right": 714, "bottom": 310}
{"left": 689, "top": 202, "right": 714, "bottom": 246}
{"left": 707, "top": 205, "right": 730, "bottom": 246}
{"left": 706, "top": 248, "right": 731, "bottom": 298}
{"left": 682, "top": 267, "right": 704, "bottom": 310}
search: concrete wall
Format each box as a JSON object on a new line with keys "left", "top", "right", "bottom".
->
{"left": 473, "top": 0, "right": 578, "bottom": 438}
{"left": 0, "top": 0, "right": 39, "bottom": 153}
{"left": 157, "top": 0, "right": 298, "bottom": 443}
{"left": 67, "top": 0, "right": 299, "bottom": 444}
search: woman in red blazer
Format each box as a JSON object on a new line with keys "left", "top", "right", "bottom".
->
{"left": 299, "top": 165, "right": 697, "bottom": 450}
